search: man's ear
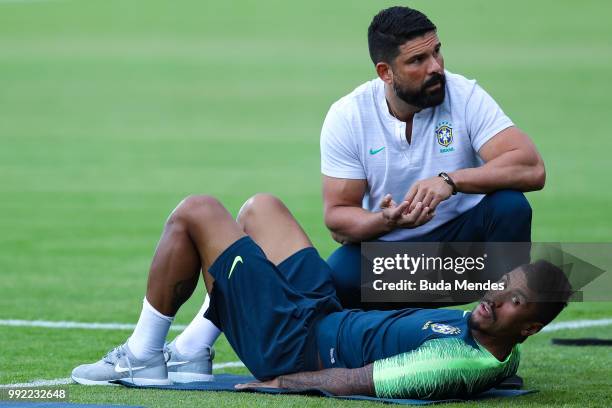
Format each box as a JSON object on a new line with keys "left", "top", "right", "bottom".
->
{"left": 375, "top": 62, "right": 393, "bottom": 84}
{"left": 521, "top": 322, "right": 543, "bottom": 337}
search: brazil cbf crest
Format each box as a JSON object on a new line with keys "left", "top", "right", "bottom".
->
{"left": 435, "top": 121, "right": 455, "bottom": 153}
{"left": 422, "top": 321, "right": 461, "bottom": 335}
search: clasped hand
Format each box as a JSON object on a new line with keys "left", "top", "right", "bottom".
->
{"left": 403, "top": 175, "right": 454, "bottom": 213}
{"left": 380, "top": 175, "right": 453, "bottom": 229}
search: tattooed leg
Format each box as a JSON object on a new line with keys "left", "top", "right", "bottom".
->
{"left": 146, "top": 195, "right": 245, "bottom": 316}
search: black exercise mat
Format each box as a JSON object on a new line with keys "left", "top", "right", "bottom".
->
{"left": 116, "top": 374, "right": 535, "bottom": 405}
{"left": 552, "top": 338, "right": 612, "bottom": 346}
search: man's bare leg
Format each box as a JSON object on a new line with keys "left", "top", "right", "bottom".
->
{"left": 126, "top": 195, "right": 244, "bottom": 359}
{"left": 236, "top": 193, "right": 312, "bottom": 264}
{"left": 169, "top": 193, "right": 312, "bottom": 359}
{"left": 72, "top": 195, "right": 245, "bottom": 385}
{"left": 145, "top": 195, "right": 245, "bottom": 316}
{"left": 169, "top": 193, "right": 317, "bottom": 357}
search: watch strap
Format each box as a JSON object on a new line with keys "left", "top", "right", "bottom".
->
{"left": 438, "top": 172, "right": 457, "bottom": 195}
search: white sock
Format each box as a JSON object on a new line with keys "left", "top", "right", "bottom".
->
{"left": 127, "top": 297, "right": 174, "bottom": 361}
{"left": 174, "top": 295, "right": 221, "bottom": 356}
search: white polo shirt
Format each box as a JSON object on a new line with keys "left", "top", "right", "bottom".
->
{"left": 320, "top": 71, "right": 514, "bottom": 241}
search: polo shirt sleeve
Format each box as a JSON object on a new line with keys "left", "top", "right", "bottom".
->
{"left": 320, "top": 103, "right": 366, "bottom": 179}
{"left": 466, "top": 83, "right": 515, "bottom": 153}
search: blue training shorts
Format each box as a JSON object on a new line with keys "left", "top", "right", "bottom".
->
{"left": 204, "top": 236, "right": 342, "bottom": 380}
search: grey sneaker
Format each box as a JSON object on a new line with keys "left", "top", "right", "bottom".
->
{"left": 164, "top": 340, "right": 214, "bottom": 383}
{"left": 71, "top": 343, "right": 172, "bottom": 386}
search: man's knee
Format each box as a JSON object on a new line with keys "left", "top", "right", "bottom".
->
{"left": 169, "top": 195, "right": 224, "bottom": 226}
{"left": 236, "top": 193, "right": 286, "bottom": 227}
{"left": 487, "top": 190, "right": 532, "bottom": 222}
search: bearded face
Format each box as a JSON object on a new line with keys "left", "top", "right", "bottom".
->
{"left": 392, "top": 70, "right": 446, "bottom": 109}
{"left": 384, "top": 31, "right": 446, "bottom": 110}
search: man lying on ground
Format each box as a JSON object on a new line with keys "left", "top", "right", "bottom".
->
{"left": 72, "top": 194, "right": 572, "bottom": 398}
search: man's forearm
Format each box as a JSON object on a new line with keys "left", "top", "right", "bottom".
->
{"left": 277, "top": 365, "right": 375, "bottom": 396}
{"left": 326, "top": 206, "right": 391, "bottom": 243}
{"left": 451, "top": 150, "right": 545, "bottom": 194}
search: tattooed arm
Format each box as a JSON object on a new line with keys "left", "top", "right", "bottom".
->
{"left": 235, "top": 364, "right": 375, "bottom": 396}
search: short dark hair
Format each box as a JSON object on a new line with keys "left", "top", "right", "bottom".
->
{"left": 521, "top": 260, "right": 573, "bottom": 325}
{"left": 367, "top": 6, "right": 437, "bottom": 65}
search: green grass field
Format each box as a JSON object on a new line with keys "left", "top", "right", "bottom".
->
{"left": 1, "top": 0, "right": 611, "bottom": 406}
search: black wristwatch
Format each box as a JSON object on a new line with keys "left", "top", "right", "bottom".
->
{"left": 438, "top": 172, "right": 457, "bottom": 195}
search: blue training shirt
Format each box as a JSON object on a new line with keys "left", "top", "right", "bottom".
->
{"left": 315, "top": 308, "right": 476, "bottom": 369}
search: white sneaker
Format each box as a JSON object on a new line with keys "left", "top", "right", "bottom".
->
{"left": 165, "top": 340, "right": 214, "bottom": 383}
{"left": 71, "top": 343, "right": 172, "bottom": 386}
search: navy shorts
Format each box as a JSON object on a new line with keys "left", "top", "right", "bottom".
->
{"left": 204, "top": 236, "right": 342, "bottom": 380}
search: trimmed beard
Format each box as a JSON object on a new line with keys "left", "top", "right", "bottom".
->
{"left": 392, "top": 72, "right": 446, "bottom": 109}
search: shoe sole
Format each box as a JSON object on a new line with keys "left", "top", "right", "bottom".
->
{"left": 72, "top": 375, "right": 173, "bottom": 386}
{"left": 169, "top": 372, "right": 214, "bottom": 383}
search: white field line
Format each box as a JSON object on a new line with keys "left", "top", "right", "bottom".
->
{"left": 214, "top": 361, "right": 246, "bottom": 369}
{"left": 1, "top": 317, "right": 610, "bottom": 388}
{"left": 0, "top": 319, "right": 186, "bottom": 331}
{"left": 0, "top": 362, "right": 247, "bottom": 388}
{"left": 0, "top": 320, "right": 247, "bottom": 388}
{"left": 0, "top": 0, "right": 57, "bottom": 4}
{"left": 541, "top": 318, "right": 612, "bottom": 332}
{"left": 0, "top": 378, "right": 73, "bottom": 388}
{"left": 3, "top": 317, "right": 612, "bottom": 333}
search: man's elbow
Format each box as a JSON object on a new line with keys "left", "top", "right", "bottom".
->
{"left": 330, "top": 231, "right": 349, "bottom": 244}
{"left": 529, "top": 160, "right": 546, "bottom": 191}
{"left": 325, "top": 208, "right": 356, "bottom": 244}
{"left": 324, "top": 208, "right": 336, "bottom": 231}
{"left": 324, "top": 209, "right": 342, "bottom": 237}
